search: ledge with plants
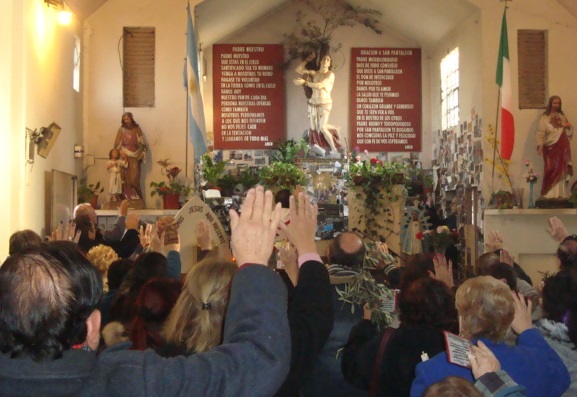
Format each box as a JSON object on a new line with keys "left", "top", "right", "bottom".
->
{"left": 344, "top": 159, "right": 407, "bottom": 239}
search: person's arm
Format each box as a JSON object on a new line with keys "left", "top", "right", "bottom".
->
{"left": 468, "top": 340, "right": 526, "bottom": 397}
{"left": 275, "top": 192, "right": 333, "bottom": 396}
{"left": 102, "top": 200, "right": 129, "bottom": 242}
{"left": 474, "top": 371, "right": 526, "bottom": 397}
{"left": 105, "top": 213, "right": 140, "bottom": 258}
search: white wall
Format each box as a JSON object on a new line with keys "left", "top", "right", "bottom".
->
{"left": 84, "top": 0, "right": 194, "bottom": 209}
{"left": 0, "top": 0, "right": 83, "bottom": 258}
{"left": 207, "top": 1, "right": 430, "bottom": 162}
{"left": 477, "top": 0, "right": 577, "bottom": 203}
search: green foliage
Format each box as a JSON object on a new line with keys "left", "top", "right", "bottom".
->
{"left": 335, "top": 239, "right": 397, "bottom": 330}
{"left": 260, "top": 162, "right": 307, "bottom": 191}
{"left": 271, "top": 139, "right": 309, "bottom": 164}
{"left": 344, "top": 161, "right": 406, "bottom": 239}
{"left": 77, "top": 179, "right": 103, "bottom": 203}
{"left": 149, "top": 181, "right": 192, "bottom": 197}
{"left": 202, "top": 154, "right": 227, "bottom": 186}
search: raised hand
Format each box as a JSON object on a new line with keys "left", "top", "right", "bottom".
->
{"left": 125, "top": 213, "right": 139, "bottom": 230}
{"left": 279, "top": 242, "right": 299, "bottom": 287}
{"left": 547, "top": 216, "right": 569, "bottom": 242}
{"left": 279, "top": 192, "right": 318, "bottom": 255}
{"left": 510, "top": 291, "right": 533, "bottom": 335}
{"left": 196, "top": 220, "right": 212, "bottom": 250}
{"left": 499, "top": 249, "right": 514, "bottom": 267}
{"left": 429, "top": 254, "right": 454, "bottom": 288}
{"left": 229, "top": 186, "right": 282, "bottom": 266}
{"left": 484, "top": 230, "right": 504, "bottom": 252}
{"left": 51, "top": 221, "right": 81, "bottom": 243}
{"left": 139, "top": 223, "right": 153, "bottom": 248}
{"left": 118, "top": 199, "right": 129, "bottom": 217}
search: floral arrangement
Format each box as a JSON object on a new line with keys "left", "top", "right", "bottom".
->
{"left": 416, "top": 225, "right": 459, "bottom": 252}
{"left": 150, "top": 158, "right": 192, "bottom": 197}
{"left": 524, "top": 161, "right": 539, "bottom": 183}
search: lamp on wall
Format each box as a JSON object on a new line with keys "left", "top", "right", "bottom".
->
{"left": 44, "top": 0, "right": 73, "bottom": 25}
{"left": 26, "top": 122, "right": 62, "bottom": 163}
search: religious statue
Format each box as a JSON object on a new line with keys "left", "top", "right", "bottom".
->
{"left": 106, "top": 148, "right": 127, "bottom": 204}
{"left": 293, "top": 52, "right": 342, "bottom": 157}
{"left": 114, "top": 112, "right": 147, "bottom": 203}
{"left": 536, "top": 95, "right": 573, "bottom": 199}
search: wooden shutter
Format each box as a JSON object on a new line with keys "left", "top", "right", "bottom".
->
{"left": 123, "top": 27, "right": 155, "bottom": 107}
{"left": 517, "top": 30, "right": 547, "bottom": 109}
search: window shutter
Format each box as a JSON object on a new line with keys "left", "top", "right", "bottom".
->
{"left": 517, "top": 30, "right": 547, "bottom": 109}
{"left": 123, "top": 27, "right": 155, "bottom": 107}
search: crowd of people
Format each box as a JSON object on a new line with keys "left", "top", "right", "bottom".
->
{"left": 1, "top": 187, "right": 577, "bottom": 397}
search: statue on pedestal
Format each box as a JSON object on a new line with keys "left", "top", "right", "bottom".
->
{"left": 114, "top": 112, "right": 147, "bottom": 208}
{"left": 536, "top": 96, "right": 573, "bottom": 206}
{"left": 293, "top": 52, "right": 342, "bottom": 158}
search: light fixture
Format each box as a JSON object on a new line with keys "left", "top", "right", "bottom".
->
{"left": 44, "top": 0, "right": 63, "bottom": 8}
{"left": 44, "top": 0, "right": 73, "bottom": 25}
{"left": 26, "top": 122, "right": 62, "bottom": 163}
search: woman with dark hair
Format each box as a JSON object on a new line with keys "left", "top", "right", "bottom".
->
{"left": 108, "top": 252, "right": 169, "bottom": 325}
{"left": 128, "top": 277, "right": 182, "bottom": 351}
{"left": 114, "top": 112, "right": 147, "bottom": 200}
{"left": 342, "top": 277, "right": 458, "bottom": 397}
{"left": 535, "top": 269, "right": 577, "bottom": 396}
{"left": 411, "top": 276, "right": 570, "bottom": 397}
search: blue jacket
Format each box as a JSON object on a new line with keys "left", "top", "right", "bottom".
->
{"left": 0, "top": 265, "right": 290, "bottom": 397}
{"left": 410, "top": 328, "right": 570, "bottom": 397}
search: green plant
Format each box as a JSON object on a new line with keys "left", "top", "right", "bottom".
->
{"left": 237, "top": 168, "right": 261, "bottom": 190}
{"left": 149, "top": 181, "right": 192, "bottom": 197}
{"left": 345, "top": 160, "right": 406, "bottom": 239}
{"left": 77, "top": 179, "right": 104, "bottom": 203}
{"left": 260, "top": 162, "right": 307, "bottom": 191}
{"left": 271, "top": 139, "right": 309, "bottom": 164}
{"left": 202, "top": 154, "right": 227, "bottom": 187}
{"left": 423, "top": 171, "right": 435, "bottom": 188}
{"left": 336, "top": 241, "right": 396, "bottom": 330}
{"left": 150, "top": 159, "right": 192, "bottom": 198}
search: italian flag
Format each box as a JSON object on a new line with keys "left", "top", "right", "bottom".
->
{"left": 496, "top": 9, "right": 514, "bottom": 160}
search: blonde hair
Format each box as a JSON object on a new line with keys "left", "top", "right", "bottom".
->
{"left": 456, "top": 276, "right": 514, "bottom": 341}
{"left": 163, "top": 257, "right": 237, "bottom": 353}
{"left": 86, "top": 244, "right": 119, "bottom": 291}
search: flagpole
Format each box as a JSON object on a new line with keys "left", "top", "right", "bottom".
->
{"left": 185, "top": 72, "right": 190, "bottom": 178}
{"left": 491, "top": 89, "right": 500, "bottom": 193}
{"left": 493, "top": 0, "right": 514, "bottom": 193}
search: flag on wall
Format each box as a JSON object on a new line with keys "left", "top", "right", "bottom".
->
{"left": 496, "top": 8, "right": 514, "bottom": 160}
{"left": 185, "top": 3, "right": 207, "bottom": 163}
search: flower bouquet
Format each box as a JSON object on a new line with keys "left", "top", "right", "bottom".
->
{"left": 524, "top": 161, "right": 539, "bottom": 183}
{"left": 417, "top": 225, "right": 459, "bottom": 254}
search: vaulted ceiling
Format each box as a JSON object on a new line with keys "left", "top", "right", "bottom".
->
{"left": 66, "top": 0, "right": 577, "bottom": 51}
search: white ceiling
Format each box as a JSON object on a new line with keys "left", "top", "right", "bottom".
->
{"left": 65, "top": 0, "right": 577, "bottom": 50}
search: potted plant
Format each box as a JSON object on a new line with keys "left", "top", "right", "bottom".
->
{"left": 260, "top": 162, "right": 307, "bottom": 192}
{"left": 77, "top": 178, "right": 104, "bottom": 209}
{"left": 201, "top": 154, "right": 227, "bottom": 189}
{"left": 423, "top": 170, "right": 435, "bottom": 194}
{"left": 150, "top": 159, "right": 193, "bottom": 209}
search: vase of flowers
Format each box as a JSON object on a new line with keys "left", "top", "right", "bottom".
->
{"left": 524, "top": 161, "right": 539, "bottom": 208}
{"left": 150, "top": 159, "right": 193, "bottom": 209}
{"left": 417, "top": 226, "right": 459, "bottom": 255}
